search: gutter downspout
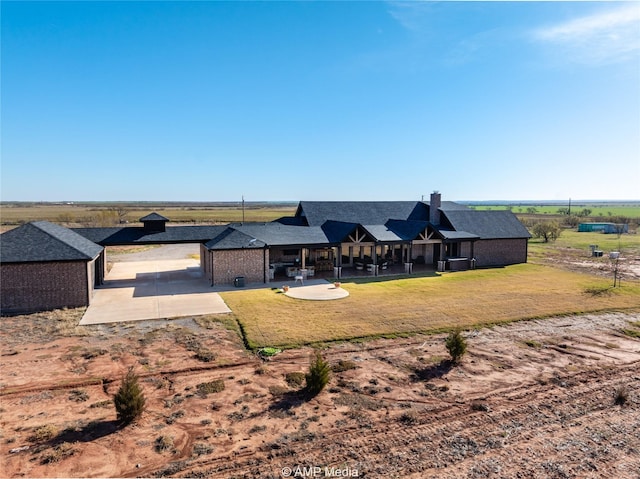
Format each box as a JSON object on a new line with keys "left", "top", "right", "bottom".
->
{"left": 264, "top": 247, "right": 267, "bottom": 284}
{"left": 210, "top": 249, "right": 214, "bottom": 287}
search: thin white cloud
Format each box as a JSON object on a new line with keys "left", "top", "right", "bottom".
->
{"left": 533, "top": 4, "right": 640, "bottom": 66}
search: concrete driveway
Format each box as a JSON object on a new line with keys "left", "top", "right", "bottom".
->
{"left": 80, "top": 259, "right": 231, "bottom": 325}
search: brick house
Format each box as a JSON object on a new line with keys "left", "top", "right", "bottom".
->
{"left": 201, "top": 193, "right": 531, "bottom": 285}
{"left": 1, "top": 193, "right": 531, "bottom": 310}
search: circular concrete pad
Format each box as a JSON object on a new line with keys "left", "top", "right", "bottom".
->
{"left": 284, "top": 283, "right": 349, "bottom": 301}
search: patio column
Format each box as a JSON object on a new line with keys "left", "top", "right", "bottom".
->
{"left": 301, "top": 248, "right": 306, "bottom": 268}
{"left": 373, "top": 243, "right": 378, "bottom": 276}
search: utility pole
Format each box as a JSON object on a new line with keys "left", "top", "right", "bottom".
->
{"left": 242, "top": 195, "right": 245, "bottom": 225}
{"left": 568, "top": 198, "right": 571, "bottom": 216}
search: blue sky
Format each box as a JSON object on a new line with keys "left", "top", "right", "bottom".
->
{"left": 2, "top": 1, "right": 639, "bottom": 202}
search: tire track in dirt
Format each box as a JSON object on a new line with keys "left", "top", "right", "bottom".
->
{"left": 136, "top": 363, "right": 639, "bottom": 478}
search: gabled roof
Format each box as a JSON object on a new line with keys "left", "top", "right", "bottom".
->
{"left": 321, "top": 221, "right": 358, "bottom": 243}
{"left": 139, "top": 212, "right": 169, "bottom": 222}
{"left": 233, "top": 223, "right": 329, "bottom": 247}
{"left": 442, "top": 210, "right": 531, "bottom": 239}
{"left": 204, "top": 223, "right": 330, "bottom": 250}
{"left": 385, "top": 219, "right": 430, "bottom": 241}
{"left": 1, "top": 221, "right": 103, "bottom": 263}
{"left": 361, "top": 225, "right": 404, "bottom": 242}
{"left": 296, "top": 201, "right": 428, "bottom": 226}
{"left": 205, "top": 228, "right": 267, "bottom": 250}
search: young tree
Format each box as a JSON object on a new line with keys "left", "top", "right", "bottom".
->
{"left": 445, "top": 330, "right": 467, "bottom": 363}
{"left": 114, "top": 367, "right": 146, "bottom": 425}
{"left": 305, "top": 350, "right": 331, "bottom": 397}
{"left": 531, "top": 221, "right": 562, "bottom": 243}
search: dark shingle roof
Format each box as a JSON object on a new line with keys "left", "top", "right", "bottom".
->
{"left": 1, "top": 222, "right": 103, "bottom": 263}
{"left": 73, "top": 225, "right": 228, "bottom": 245}
{"left": 435, "top": 229, "right": 480, "bottom": 241}
{"left": 205, "top": 223, "right": 330, "bottom": 250}
{"left": 234, "top": 223, "right": 329, "bottom": 247}
{"left": 442, "top": 210, "right": 531, "bottom": 239}
{"left": 361, "top": 225, "right": 404, "bottom": 242}
{"left": 139, "top": 212, "right": 169, "bottom": 222}
{"left": 297, "top": 201, "right": 428, "bottom": 226}
{"left": 205, "top": 228, "right": 267, "bottom": 250}
{"left": 385, "top": 219, "right": 430, "bottom": 241}
{"left": 321, "top": 221, "right": 358, "bottom": 243}
{"left": 437, "top": 201, "right": 471, "bottom": 211}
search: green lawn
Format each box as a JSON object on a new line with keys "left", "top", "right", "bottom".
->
{"left": 528, "top": 230, "right": 640, "bottom": 264}
{"left": 221, "top": 264, "right": 640, "bottom": 349}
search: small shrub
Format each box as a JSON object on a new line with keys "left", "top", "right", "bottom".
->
{"left": 254, "top": 365, "right": 268, "bottom": 375}
{"left": 192, "top": 442, "right": 213, "bottom": 456}
{"left": 41, "top": 442, "right": 75, "bottom": 464}
{"left": 82, "top": 348, "right": 107, "bottom": 360}
{"left": 154, "top": 435, "right": 174, "bottom": 453}
{"left": 113, "top": 367, "right": 146, "bottom": 425}
{"left": 269, "top": 385, "right": 289, "bottom": 397}
{"left": 285, "top": 372, "right": 306, "bottom": 388}
{"left": 614, "top": 386, "right": 629, "bottom": 406}
{"left": 194, "top": 349, "right": 216, "bottom": 363}
{"left": 165, "top": 409, "right": 185, "bottom": 425}
{"left": 523, "top": 339, "right": 542, "bottom": 349}
{"left": 445, "top": 330, "right": 467, "bottom": 363}
{"left": 30, "top": 424, "right": 57, "bottom": 443}
{"left": 68, "top": 389, "right": 89, "bottom": 402}
{"left": 249, "top": 424, "right": 267, "bottom": 434}
{"left": 398, "top": 410, "right": 419, "bottom": 425}
{"left": 471, "top": 401, "right": 490, "bottom": 412}
{"left": 332, "top": 360, "right": 358, "bottom": 373}
{"left": 197, "top": 379, "right": 225, "bottom": 396}
{"left": 305, "top": 350, "right": 331, "bottom": 397}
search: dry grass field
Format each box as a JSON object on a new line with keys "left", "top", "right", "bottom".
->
{"left": 222, "top": 264, "right": 640, "bottom": 348}
{"left": 0, "top": 203, "right": 296, "bottom": 226}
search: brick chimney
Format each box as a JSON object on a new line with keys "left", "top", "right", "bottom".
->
{"left": 429, "top": 192, "right": 441, "bottom": 225}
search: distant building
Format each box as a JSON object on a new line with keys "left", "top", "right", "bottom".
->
{"left": 578, "top": 223, "right": 628, "bottom": 234}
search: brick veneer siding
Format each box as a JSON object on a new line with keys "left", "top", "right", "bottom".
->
{"left": 1, "top": 260, "right": 92, "bottom": 314}
{"left": 473, "top": 239, "right": 528, "bottom": 267}
{"left": 206, "top": 248, "right": 269, "bottom": 286}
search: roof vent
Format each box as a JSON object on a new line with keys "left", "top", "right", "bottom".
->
{"left": 139, "top": 212, "right": 169, "bottom": 233}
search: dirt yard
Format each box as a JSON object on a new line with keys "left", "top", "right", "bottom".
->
{"left": 1, "top": 309, "right": 639, "bottom": 478}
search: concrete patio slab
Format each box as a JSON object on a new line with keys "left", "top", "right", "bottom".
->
{"left": 80, "top": 259, "right": 230, "bottom": 325}
{"left": 283, "top": 282, "right": 350, "bottom": 301}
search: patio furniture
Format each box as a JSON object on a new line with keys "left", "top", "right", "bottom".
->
{"left": 294, "top": 275, "right": 304, "bottom": 285}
